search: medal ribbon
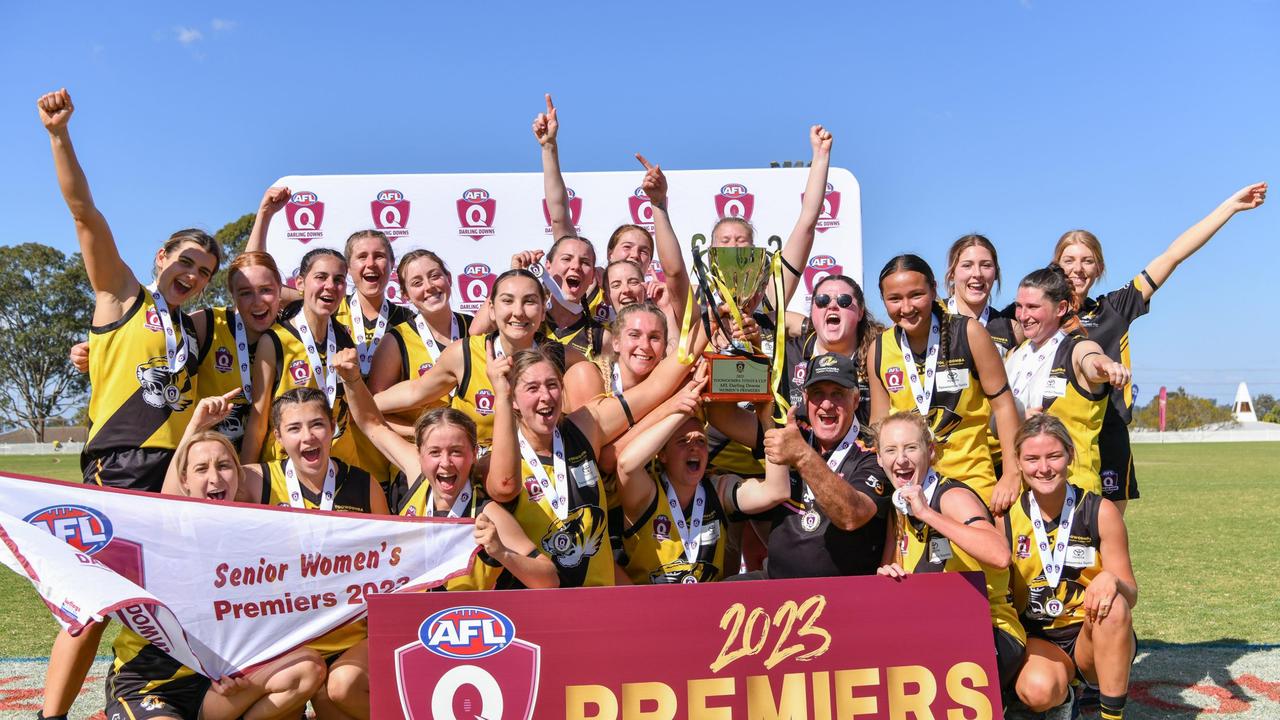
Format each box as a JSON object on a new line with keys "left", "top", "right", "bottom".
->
{"left": 896, "top": 317, "right": 941, "bottom": 417}
{"left": 530, "top": 264, "right": 583, "bottom": 315}
{"left": 517, "top": 427, "right": 569, "bottom": 521}
{"left": 1007, "top": 330, "right": 1066, "bottom": 412}
{"left": 946, "top": 296, "right": 991, "bottom": 327}
{"left": 662, "top": 473, "right": 706, "bottom": 562}
{"left": 284, "top": 459, "right": 337, "bottom": 511}
{"left": 1027, "top": 485, "right": 1078, "bottom": 591}
{"left": 146, "top": 283, "right": 189, "bottom": 375}
{"left": 350, "top": 299, "right": 390, "bottom": 375}
{"left": 610, "top": 362, "right": 625, "bottom": 396}
{"left": 428, "top": 482, "right": 474, "bottom": 518}
{"left": 229, "top": 310, "right": 253, "bottom": 402}
{"left": 295, "top": 315, "right": 338, "bottom": 406}
{"left": 415, "top": 311, "right": 460, "bottom": 364}
{"left": 804, "top": 418, "right": 863, "bottom": 507}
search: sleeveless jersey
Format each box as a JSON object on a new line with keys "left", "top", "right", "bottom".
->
{"left": 394, "top": 476, "right": 504, "bottom": 592}
{"left": 1076, "top": 273, "right": 1154, "bottom": 423}
{"left": 195, "top": 306, "right": 253, "bottom": 448}
{"left": 505, "top": 420, "right": 613, "bottom": 587}
{"left": 875, "top": 314, "right": 996, "bottom": 501}
{"left": 622, "top": 473, "right": 728, "bottom": 584}
{"left": 261, "top": 320, "right": 358, "bottom": 467}
{"left": 895, "top": 479, "right": 1025, "bottom": 642}
{"left": 109, "top": 627, "right": 194, "bottom": 695}
{"left": 86, "top": 289, "right": 199, "bottom": 452}
{"left": 336, "top": 296, "right": 415, "bottom": 482}
{"left": 545, "top": 313, "right": 605, "bottom": 358}
{"left": 333, "top": 295, "right": 415, "bottom": 364}
{"left": 390, "top": 311, "right": 473, "bottom": 382}
{"left": 1005, "top": 486, "right": 1104, "bottom": 639}
{"left": 584, "top": 283, "right": 608, "bottom": 322}
{"left": 456, "top": 333, "right": 562, "bottom": 449}
{"left": 1033, "top": 335, "right": 1108, "bottom": 493}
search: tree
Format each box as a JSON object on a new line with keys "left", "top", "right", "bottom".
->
{"left": 1253, "top": 393, "right": 1277, "bottom": 422}
{"left": 1133, "top": 387, "right": 1236, "bottom": 431}
{"left": 0, "top": 244, "right": 93, "bottom": 441}
{"left": 198, "top": 212, "right": 255, "bottom": 308}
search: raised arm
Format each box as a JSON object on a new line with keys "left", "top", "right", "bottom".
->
{"left": 483, "top": 345, "right": 521, "bottom": 502}
{"left": 161, "top": 390, "right": 241, "bottom": 495}
{"left": 374, "top": 342, "right": 463, "bottom": 414}
{"left": 970, "top": 321, "right": 1021, "bottom": 515}
{"left": 572, "top": 346, "right": 705, "bottom": 453}
{"left": 239, "top": 333, "right": 278, "bottom": 464}
{"left": 733, "top": 460, "right": 795, "bottom": 516}
{"left": 773, "top": 125, "right": 834, "bottom": 308}
{"left": 534, "top": 94, "right": 576, "bottom": 241}
{"left": 615, "top": 411, "right": 687, "bottom": 520}
{"left": 245, "top": 186, "right": 290, "bottom": 254}
{"left": 332, "top": 348, "right": 421, "bottom": 478}
{"left": 763, "top": 406, "right": 877, "bottom": 532}
{"left": 38, "top": 89, "right": 138, "bottom": 313}
{"left": 1141, "top": 182, "right": 1267, "bottom": 301}
{"left": 636, "top": 154, "right": 689, "bottom": 321}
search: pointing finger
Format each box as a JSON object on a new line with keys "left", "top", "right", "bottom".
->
{"left": 545, "top": 93, "right": 555, "bottom": 113}
{"left": 222, "top": 388, "right": 243, "bottom": 402}
{"left": 635, "top": 153, "right": 654, "bottom": 171}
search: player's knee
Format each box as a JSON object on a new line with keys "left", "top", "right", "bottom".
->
{"left": 1100, "top": 594, "right": 1132, "bottom": 631}
{"left": 282, "top": 652, "right": 327, "bottom": 700}
{"left": 326, "top": 661, "right": 368, "bottom": 706}
{"left": 1017, "top": 668, "right": 1068, "bottom": 712}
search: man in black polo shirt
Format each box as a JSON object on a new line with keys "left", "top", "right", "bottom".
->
{"left": 757, "top": 352, "right": 891, "bottom": 578}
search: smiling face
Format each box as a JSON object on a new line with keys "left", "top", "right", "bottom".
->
{"left": 879, "top": 270, "right": 936, "bottom": 337}
{"left": 513, "top": 360, "right": 563, "bottom": 437}
{"left": 875, "top": 419, "right": 935, "bottom": 490}
{"left": 1015, "top": 286, "right": 1067, "bottom": 344}
{"left": 810, "top": 278, "right": 865, "bottom": 350}
{"left": 546, "top": 237, "right": 596, "bottom": 303}
{"left": 951, "top": 245, "right": 998, "bottom": 308}
{"left": 154, "top": 241, "right": 219, "bottom": 307}
{"left": 606, "top": 262, "right": 646, "bottom": 308}
{"left": 302, "top": 255, "right": 347, "bottom": 317}
{"left": 608, "top": 228, "right": 654, "bottom": 267}
{"left": 805, "top": 381, "right": 858, "bottom": 450}
{"left": 418, "top": 423, "right": 476, "bottom": 504}
{"left": 711, "top": 218, "right": 753, "bottom": 248}
{"left": 347, "top": 235, "right": 391, "bottom": 301}
{"left": 402, "top": 255, "right": 452, "bottom": 316}
{"left": 1056, "top": 243, "right": 1101, "bottom": 300}
{"left": 660, "top": 416, "right": 709, "bottom": 486}
{"left": 1017, "top": 433, "right": 1070, "bottom": 496}
{"left": 274, "top": 401, "right": 334, "bottom": 475}
{"left": 230, "top": 265, "right": 282, "bottom": 334}
{"left": 611, "top": 310, "right": 666, "bottom": 379}
{"left": 490, "top": 275, "right": 545, "bottom": 344}
{"left": 181, "top": 439, "right": 241, "bottom": 501}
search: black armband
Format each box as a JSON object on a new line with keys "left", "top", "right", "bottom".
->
{"left": 988, "top": 383, "right": 1010, "bottom": 399}
{"left": 617, "top": 392, "right": 636, "bottom": 426}
{"left": 964, "top": 516, "right": 989, "bottom": 526}
{"left": 1080, "top": 351, "right": 1103, "bottom": 365}
{"left": 780, "top": 255, "right": 803, "bottom": 278}
{"left": 1140, "top": 269, "right": 1159, "bottom": 291}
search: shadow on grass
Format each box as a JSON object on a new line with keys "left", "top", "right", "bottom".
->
{"left": 1127, "top": 638, "right": 1279, "bottom": 718}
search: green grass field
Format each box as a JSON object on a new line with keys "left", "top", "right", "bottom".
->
{"left": 0, "top": 443, "right": 1276, "bottom": 657}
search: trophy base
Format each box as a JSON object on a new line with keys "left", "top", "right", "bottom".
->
{"left": 704, "top": 352, "right": 772, "bottom": 402}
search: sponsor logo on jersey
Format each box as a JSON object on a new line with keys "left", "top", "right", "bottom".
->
{"left": 810, "top": 182, "right": 841, "bottom": 233}
{"left": 803, "top": 254, "right": 845, "bottom": 295}
{"left": 25, "top": 505, "right": 114, "bottom": 555}
{"left": 1017, "top": 534, "right": 1031, "bottom": 560}
{"left": 714, "top": 183, "right": 754, "bottom": 221}
{"left": 371, "top": 189, "right": 411, "bottom": 239}
{"left": 285, "top": 191, "right": 325, "bottom": 244}
{"left": 474, "top": 388, "right": 495, "bottom": 416}
{"left": 420, "top": 606, "right": 515, "bottom": 660}
{"left": 885, "top": 365, "right": 904, "bottom": 393}
{"left": 652, "top": 514, "right": 671, "bottom": 541}
{"left": 288, "top": 359, "right": 311, "bottom": 386}
{"left": 542, "top": 187, "right": 583, "bottom": 235}
{"left": 214, "top": 346, "right": 233, "bottom": 373}
{"left": 628, "top": 187, "right": 656, "bottom": 230}
{"left": 457, "top": 263, "right": 496, "bottom": 313}
{"left": 456, "top": 188, "right": 497, "bottom": 241}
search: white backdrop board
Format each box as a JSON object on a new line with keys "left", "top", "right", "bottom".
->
{"left": 265, "top": 167, "right": 861, "bottom": 315}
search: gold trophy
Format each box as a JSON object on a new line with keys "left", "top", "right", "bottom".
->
{"left": 690, "top": 233, "right": 787, "bottom": 407}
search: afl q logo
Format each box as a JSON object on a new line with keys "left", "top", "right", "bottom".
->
{"left": 286, "top": 192, "right": 325, "bottom": 231}
{"left": 457, "top": 263, "right": 496, "bottom": 311}
{"left": 288, "top": 359, "right": 311, "bottom": 386}
{"left": 816, "top": 181, "right": 842, "bottom": 233}
{"left": 24, "top": 505, "right": 114, "bottom": 555}
{"left": 371, "top": 189, "right": 411, "bottom": 234}
{"left": 628, "top": 187, "right": 655, "bottom": 226}
{"left": 804, "top": 254, "right": 844, "bottom": 294}
{"left": 457, "top": 188, "right": 497, "bottom": 240}
{"left": 474, "top": 389, "right": 495, "bottom": 416}
{"left": 421, "top": 606, "right": 514, "bottom": 660}
{"left": 715, "top": 183, "right": 755, "bottom": 221}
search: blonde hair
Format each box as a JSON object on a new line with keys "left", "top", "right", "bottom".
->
{"left": 872, "top": 411, "right": 933, "bottom": 448}
{"left": 1053, "top": 230, "right": 1106, "bottom": 280}
{"left": 174, "top": 431, "right": 247, "bottom": 501}
{"left": 1014, "top": 414, "right": 1076, "bottom": 465}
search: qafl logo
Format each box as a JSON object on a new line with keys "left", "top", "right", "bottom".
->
{"left": 804, "top": 255, "right": 844, "bottom": 295}
{"left": 144, "top": 307, "right": 163, "bottom": 332}
{"left": 417, "top": 361, "right": 433, "bottom": 377}
{"left": 214, "top": 347, "right": 233, "bottom": 373}
{"left": 808, "top": 182, "right": 842, "bottom": 233}
{"left": 628, "top": 187, "right": 656, "bottom": 230}
{"left": 457, "top": 188, "right": 497, "bottom": 241}
{"left": 1017, "top": 534, "right": 1032, "bottom": 560}
{"left": 288, "top": 359, "right": 311, "bottom": 386}
{"left": 715, "top": 183, "right": 754, "bottom": 221}
{"left": 652, "top": 514, "right": 671, "bottom": 541}
{"left": 457, "top": 263, "right": 496, "bottom": 313}
{"left": 25, "top": 505, "right": 114, "bottom": 555}
{"left": 285, "top": 191, "right": 325, "bottom": 244}
{"left": 886, "top": 366, "right": 905, "bottom": 393}
{"left": 523, "top": 476, "right": 543, "bottom": 502}
{"left": 371, "top": 189, "right": 411, "bottom": 239}
{"left": 542, "top": 188, "right": 583, "bottom": 235}
{"left": 474, "top": 388, "right": 495, "bottom": 416}
{"left": 394, "top": 606, "right": 541, "bottom": 720}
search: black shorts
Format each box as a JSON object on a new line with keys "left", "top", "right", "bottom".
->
{"left": 1028, "top": 622, "right": 1138, "bottom": 678}
{"left": 994, "top": 627, "right": 1027, "bottom": 690}
{"left": 81, "top": 447, "right": 174, "bottom": 493}
{"left": 1098, "top": 404, "right": 1139, "bottom": 501}
{"left": 104, "top": 666, "right": 209, "bottom": 720}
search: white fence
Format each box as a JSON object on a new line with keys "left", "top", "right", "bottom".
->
{"left": 1131, "top": 428, "right": 1280, "bottom": 444}
{"left": 0, "top": 442, "right": 83, "bottom": 455}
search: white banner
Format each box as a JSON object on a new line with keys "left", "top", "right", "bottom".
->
{"left": 264, "top": 167, "right": 862, "bottom": 315}
{"left": 0, "top": 474, "right": 476, "bottom": 678}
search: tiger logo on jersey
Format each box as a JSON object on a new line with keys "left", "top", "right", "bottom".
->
{"left": 650, "top": 560, "right": 718, "bottom": 585}
{"left": 216, "top": 409, "right": 246, "bottom": 441}
{"left": 926, "top": 406, "right": 964, "bottom": 443}
{"left": 140, "top": 695, "right": 167, "bottom": 711}
{"left": 540, "top": 505, "right": 606, "bottom": 569}
{"left": 135, "top": 357, "right": 192, "bottom": 412}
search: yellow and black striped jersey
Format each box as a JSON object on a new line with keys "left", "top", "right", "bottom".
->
{"left": 622, "top": 472, "right": 728, "bottom": 584}
{"left": 194, "top": 306, "right": 253, "bottom": 448}
{"left": 544, "top": 314, "right": 605, "bottom": 358}
{"left": 1076, "top": 273, "right": 1154, "bottom": 422}
{"left": 1034, "top": 335, "right": 1108, "bottom": 494}
{"left": 109, "top": 627, "right": 195, "bottom": 695}
{"left": 260, "top": 319, "right": 358, "bottom": 467}
{"left": 1005, "top": 486, "right": 1104, "bottom": 638}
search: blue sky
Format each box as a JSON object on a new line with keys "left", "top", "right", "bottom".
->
{"left": 2, "top": 2, "right": 1277, "bottom": 403}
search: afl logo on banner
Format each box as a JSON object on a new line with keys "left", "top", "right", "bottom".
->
{"left": 394, "top": 606, "right": 541, "bottom": 720}
{"left": 371, "top": 189, "right": 411, "bottom": 239}
{"left": 628, "top": 187, "right": 656, "bottom": 230}
{"left": 812, "top": 182, "right": 842, "bottom": 233}
{"left": 285, "top": 191, "right": 325, "bottom": 244}
{"left": 543, "top": 188, "right": 583, "bottom": 235}
{"left": 24, "top": 505, "right": 114, "bottom": 555}
{"left": 457, "top": 188, "right": 497, "bottom": 241}
{"left": 804, "top": 254, "right": 845, "bottom": 294}
{"left": 457, "top": 263, "right": 496, "bottom": 313}
{"left": 715, "top": 183, "right": 754, "bottom": 221}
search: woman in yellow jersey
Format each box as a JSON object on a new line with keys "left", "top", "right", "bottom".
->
{"left": 241, "top": 249, "right": 357, "bottom": 466}
{"left": 1007, "top": 266, "right": 1130, "bottom": 493}
{"left": 874, "top": 412, "right": 1026, "bottom": 692}
{"left": 564, "top": 301, "right": 667, "bottom": 411}
{"left": 375, "top": 269, "right": 584, "bottom": 449}
{"left": 943, "top": 234, "right": 1018, "bottom": 354}
{"left": 870, "top": 254, "right": 1021, "bottom": 512}
{"left": 583, "top": 227, "right": 659, "bottom": 322}
{"left": 486, "top": 340, "right": 700, "bottom": 587}
{"left": 1000, "top": 415, "right": 1136, "bottom": 720}
{"left": 615, "top": 375, "right": 791, "bottom": 584}
{"left": 1051, "top": 183, "right": 1266, "bottom": 511}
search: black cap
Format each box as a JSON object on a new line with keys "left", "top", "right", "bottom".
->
{"left": 802, "top": 352, "right": 859, "bottom": 391}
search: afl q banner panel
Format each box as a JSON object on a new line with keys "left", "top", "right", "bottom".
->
{"left": 367, "top": 573, "right": 1002, "bottom": 720}
{"left": 264, "top": 167, "right": 862, "bottom": 315}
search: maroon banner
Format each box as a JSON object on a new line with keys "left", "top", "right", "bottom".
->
{"left": 368, "top": 573, "right": 1002, "bottom": 719}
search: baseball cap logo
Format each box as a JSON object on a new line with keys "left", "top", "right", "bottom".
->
{"left": 715, "top": 183, "right": 754, "bottom": 221}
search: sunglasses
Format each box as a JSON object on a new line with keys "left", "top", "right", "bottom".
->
{"left": 814, "top": 293, "right": 856, "bottom": 309}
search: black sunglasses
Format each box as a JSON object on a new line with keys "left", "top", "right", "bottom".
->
{"left": 814, "top": 293, "right": 855, "bottom": 309}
